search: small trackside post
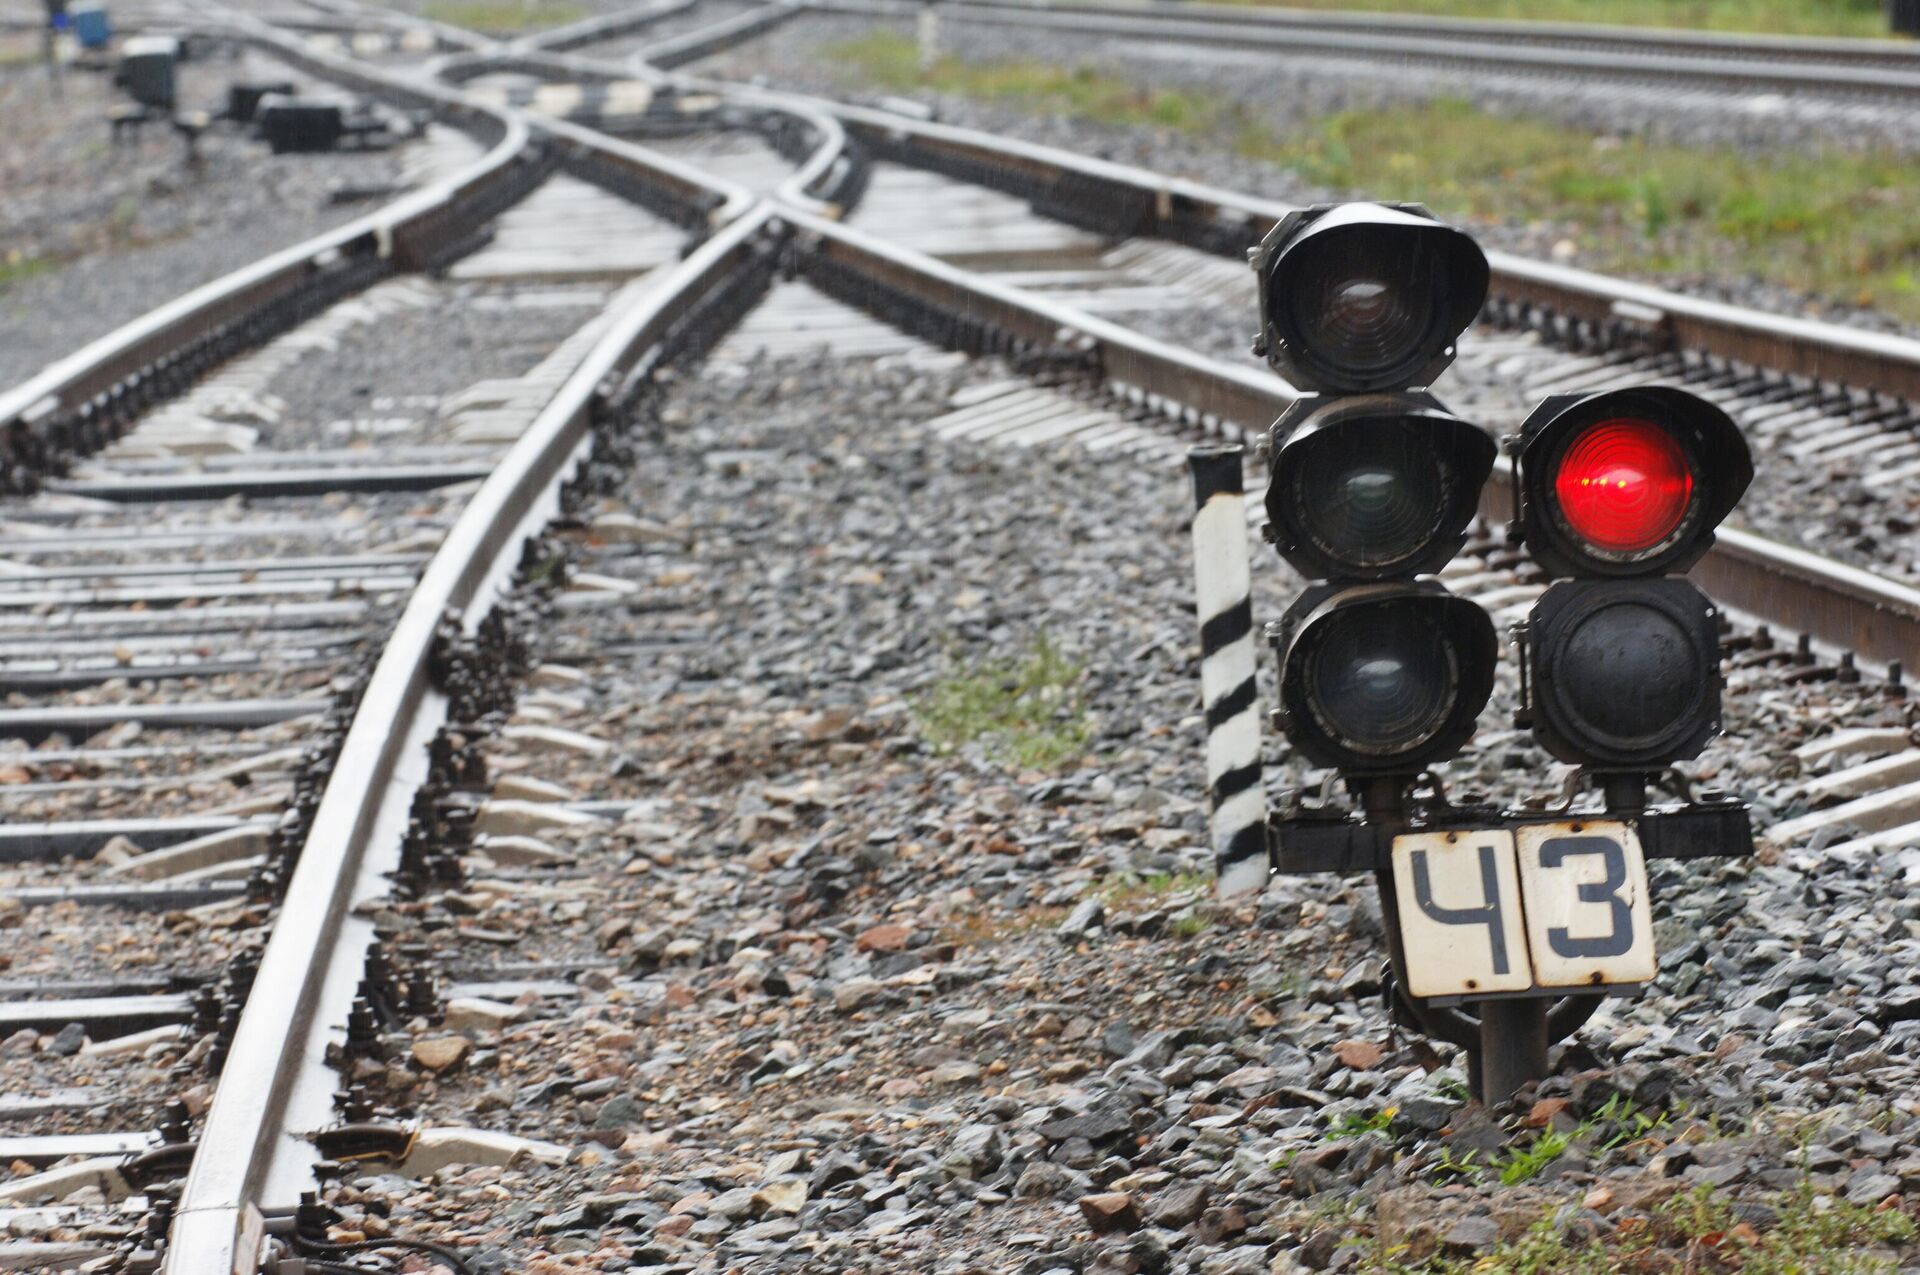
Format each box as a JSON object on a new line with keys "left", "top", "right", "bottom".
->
{"left": 1188, "top": 445, "right": 1268, "bottom": 899}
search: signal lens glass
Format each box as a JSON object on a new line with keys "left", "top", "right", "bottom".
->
{"left": 1304, "top": 606, "right": 1458, "bottom": 756}
{"left": 1554, "top": 419, "right": 1694, "bottom": 554}
{"left": 1296, "top": 424, "right": 1443, "bottom": 571}
{"left": 1559, "top": 599, "right": 1702, "bottom": 746}
{"left": 1285, "top": 237, "right": 1432, "bottom": 381}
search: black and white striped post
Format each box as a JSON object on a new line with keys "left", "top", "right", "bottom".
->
{"left": 1188, "top": 445, "right": 1268, "bottom": 898}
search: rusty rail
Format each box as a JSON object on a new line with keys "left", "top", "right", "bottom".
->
{"left": 160, "top": 197, "right": 780, "bottom": 1275}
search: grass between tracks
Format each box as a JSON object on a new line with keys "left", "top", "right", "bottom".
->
{"left": 1367, "top": 1181, "right": 1914, "bottom": 1273}
{"left": 830, "top": 32, "right": 1920, "bottom": 322}
{"left": 1202, "top": 0, "right": 1891, "bottom": 39}
{"left": 0, "top": 250, "right": 54, "bottom": 296}
{"left": 420, "top": 0, "right": 588, "bottom": 31}
{"left": 915, "top": 633, "right": 1093, "bottom": 770}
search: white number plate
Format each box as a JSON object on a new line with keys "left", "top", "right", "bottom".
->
{"left": 1392, "top": 821, "right": 1656, "bottom": 999}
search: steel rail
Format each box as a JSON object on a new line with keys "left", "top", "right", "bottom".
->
{"left": 792, "top": 206, "right": 1295, "bottom": 424}
{"left": 479, "top": 3, "right": 1920, "bottom": 403}
{"left": 789, "top": 208, "right": 1920, "bottom": 670}
{"left": 508, "top": 0, "right": 698, "bottom": 53}
{"left": 159, "top": 199, "right": 780, "bottom": 1275}
{"left": 636, "top": 0, "right": 807, "bottom": 67}
{"left": 811, "top": 0, "right": 1920, "bottom": 98}
{"left": 118, "top": 7, "right": 771, "bottom": 1267}
{"left": 798, "top": 103, "right": 1920, "bottom": 403}
{"left": 453, "top": 40, "right": 854, "bottom": 214}
{"left": 423, "top": 5, "right": 1920, "bottom": 665}
{"left": 536, "top": 109, "right": 760, "bottom": 224}
{"left": 920, "top": 0, "right": 1920, "bottom": 68}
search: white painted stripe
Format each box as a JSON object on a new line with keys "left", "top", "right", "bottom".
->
{"left": 1205, "top": 706, "right": 1261, "bottom": 788}
{"left": 1217, "top": 851, "right": 1270, "bottom": 899}
{"left": 532, "top": 84, "right": 585, "bottom": 117}
{"left": 1193, "top": 495, "right": 1255, "bottom": 627}
{"left": 1200, "top": 642, "right": 1255, "bottom": 704}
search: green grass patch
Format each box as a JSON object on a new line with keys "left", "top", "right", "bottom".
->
{"left": 1201, "top": 0, "right": 1890, "bottom": 38}
{"left": 829, "top": 32, "right": 1920, "bottom": 323}
{"left": 0, "top": 252, "right": 55, "bottom": 295}
{"left": 1241, "top": 97, "right": 1920, "bottom": 320}
{"left": 1328, "top": 1107, "right": 1399, "bottom": 1139}
{"left": 1373, "top": 1181, "right": 1915, "bottom": 1273}
{"left": 829, "top": 31, "right": 1234, "bottom": 134}
{"left": 1433, "top": 1096, "right": 1676, "bottom": 1187}
{"left": 1098, "top": 870, "right": 1209, "bottom": 903}
{"left": 421, "top": 0, "right": 588, "bottom": 30}
{"left": 915, "top": 633, "right": 1093, "bottom": 771}
{"left": 1167, "top": 911, "right": 1212, "bottom": 938}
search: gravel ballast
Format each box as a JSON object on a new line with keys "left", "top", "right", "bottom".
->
{"left": 316, "top": 328, "right": 1920, "bottom": 1273}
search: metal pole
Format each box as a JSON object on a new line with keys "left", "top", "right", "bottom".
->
{"left": 1187, "top": 445, "right": 1267, "bottom": 898}
{"left": 1476, "top": 997, "right": 1549, "bottom": 1105}
{"left": 1601, "top": 772, "right": 1647, "bottom": 816}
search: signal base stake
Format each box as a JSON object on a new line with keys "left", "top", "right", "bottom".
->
{"left": 1475, "top": 998, "right": 1550, "bottom": 1110}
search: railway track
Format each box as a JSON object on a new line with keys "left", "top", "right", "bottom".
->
{"left": 3, "top": 0, "right": 1920, "bottom": 1268}
{"left": 807, "top": 0, "right": 1920, "bottom": 103}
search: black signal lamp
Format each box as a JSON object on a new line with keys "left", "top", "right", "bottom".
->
{"left": 1273, "top": 581, "right": 1497, "bottom": 776}
{"left": 1524, "top": 578, "right": 1723, "bottom": 768}
{"left": 1265, "top": 393, "right": 1495, "bottom": 580}
{"left": 1252, "top": 202, "right": 1490, "bottom": 394}
{"left": 1517, "top": 386, "right": 1752, "bottom": 579}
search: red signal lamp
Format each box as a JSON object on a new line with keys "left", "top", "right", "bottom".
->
{"left": 1553, "top": 418, "right": 1695, "bottom": 555}
{"left": 1517, "top": 388, "right": 1751, "bottom": 579}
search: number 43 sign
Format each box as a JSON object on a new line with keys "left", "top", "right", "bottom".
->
{"left": 1391, "top": 821, "right": 1656, "bottom": 1000}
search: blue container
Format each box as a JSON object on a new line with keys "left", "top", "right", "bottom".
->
{"left": 72, "top": 3, "right": 110, "bottom": 49}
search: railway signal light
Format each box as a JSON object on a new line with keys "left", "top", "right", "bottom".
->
{"left": 1264, "top": 393, "right": 1494, "bottom": 580}
{"left": 1516, "top": 387, "right": 1753, "bottom": 770}
{"left": 1515, "top": 387, "right": 1752, "bottom": 580}
{"left": 1251, "top": 202, "right": 1489, "bottom": 394}
{"left": 1523, "top": 578, "right": 1724, "bottom": 768}
{"left": 1256, "top": 203, "right": 1497, "bottom": 781}
{"left": 1219, "top": 208, "right": 1759, "bottom": 1105}
{"left": 1273, "top": 581, "right": 1497, "bottom": 776}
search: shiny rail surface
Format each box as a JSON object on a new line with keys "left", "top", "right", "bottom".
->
{"left": 929, "top": 0, "right": 1920, "bottom": 67}
{"left": 813, "top": 0, "right": 1920, "bottom": 97}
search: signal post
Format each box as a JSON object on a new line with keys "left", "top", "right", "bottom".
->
{"left": 1198, "top": 202, "right": 1756, "bottom": 1105}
